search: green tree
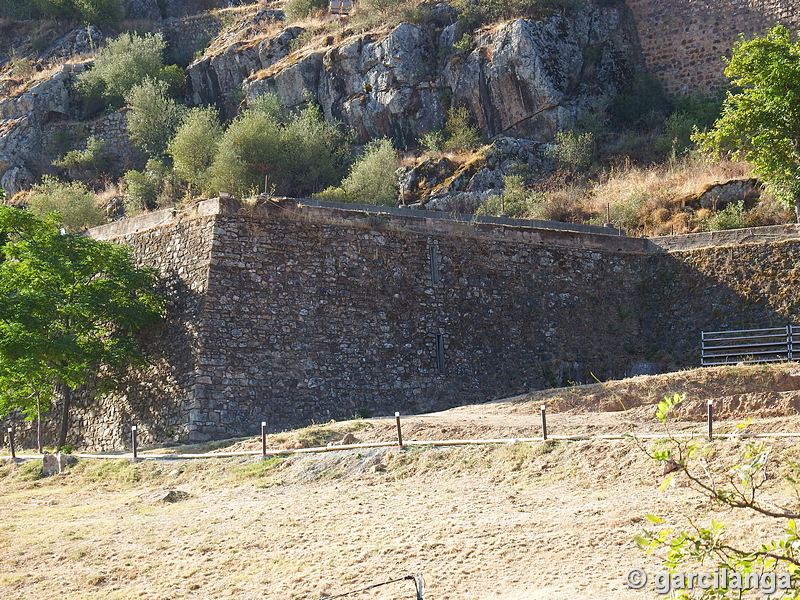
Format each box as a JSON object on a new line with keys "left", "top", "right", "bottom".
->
{"left": 695, "top": 25, "right": 800, "bottom": 218}
{"left": 208, "top": 96, "right": 347, "bottom": 198}
{"left": 125, "top": 78, "right": 187, "bottom": 159}
{"left": 168, "top": 107, "right": 224, "bottom": 193}
{"left": 317, "top": 138, "right": 399, "bottom": 205}
{"left": 0, "top": 206, "right": 165, "bottom": 448}
{"left": 26, "top": 176, "right": 105, "bottom": 232}
{"left": 76, "top": 32, "right": 171, "bottom": 109}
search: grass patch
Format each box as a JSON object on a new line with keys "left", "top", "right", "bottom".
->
{"left": 16, "top": 459, "right": 44, "bottom": 481}
{"left": 232, "top": 456, "right": 285, "bottom": 479}
{"left": 70, "top": 459, "right": 163, "bottom": 484}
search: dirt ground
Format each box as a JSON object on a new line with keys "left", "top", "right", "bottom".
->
{"left": 2, "top": 363, "right": 800, "bottom": 600}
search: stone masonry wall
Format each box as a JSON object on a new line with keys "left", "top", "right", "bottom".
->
{"left": 187, "top": 200, "right": 648, "bottom": 440}
{"left": 15, "top": 198, "right": 800, "bottom": 451}
{"left": 623, "top": 0, "right": 800, "bottom": 94}
{"left": 643, "top": 239, "right": 800, "bottom": 369}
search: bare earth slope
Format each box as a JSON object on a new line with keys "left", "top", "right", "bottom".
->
{"left": 2, "top": 364, "right": 800, "bottom": 600}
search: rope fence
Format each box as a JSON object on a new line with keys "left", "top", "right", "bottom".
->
{"left": 3, "top": 402, "right": 800, "bottom": 461}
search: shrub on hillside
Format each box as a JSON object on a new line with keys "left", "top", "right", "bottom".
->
{"left": 284, "top": 0, "right": 327, "bottom": 22}
{"left": 76, "top": 32, "right": 176, "bottom": 110}
{"left": 443, "top": 106, "right": 483, "bottom": 153}
{"left": 168, "top": 107, "right": 224, "bottom": 193}
{"left": 545, "top": 130, "right": 595, "bottom": 173}
{"left": 208, "top": 96, "right": 348, "bottom": 198}
{"left": 317, "top": 139, "right": 399, "bottom": 205}
{"left": 476, "top": 174, "right": 531, "bottom": 218}
{"left": 125, "top": 78, "right": 187, "bottom": 159}
{"left": 26, "top": 177, "right": 105, "bottom": 232}
{"left": 53, "top": 135, "right": 109, "bottom": 181}
{"left": 124, "top": 159, "right": 179, "bottom": 215}
{"left": 701, "top": 200, "right": 747, "bottom": 231}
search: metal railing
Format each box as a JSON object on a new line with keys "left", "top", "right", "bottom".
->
{"left": 701, "top": 326, "right": 800, "bottom": 366}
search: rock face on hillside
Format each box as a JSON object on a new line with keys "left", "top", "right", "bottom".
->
{"left": 186, "top": 12, "right": 299, "bottom": 110}
{"left": 398, "top": 136, "right": 553, "bottom": 211}
{"left": 0, "top": 68, "right": 79, "bottom": 195}
{"left": 236, "top": 1, "right": 640, "bottom": 145}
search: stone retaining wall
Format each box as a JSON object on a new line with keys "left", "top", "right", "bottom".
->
{"left": 11, "top": 199, "right": 800, "bottom": 451}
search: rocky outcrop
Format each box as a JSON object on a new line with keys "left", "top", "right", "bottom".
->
{"left": 0, "top": 67, "right": 80, "bottom": 195}
{"left": 185, "top": 10, "right": 294, "bottom": 109}
{"left": 398, "top": 137, "right": 553, "bottom": 211}
{"left": 242, "top": 1, "right": 640, "bottom": 145}
{"left": 38, "top": 26, "right": 104, "bottom": 69}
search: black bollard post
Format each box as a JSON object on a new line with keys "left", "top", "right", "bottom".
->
{"left": 131, "top": 425, "right": 138, "bottom": 460}
{"left": 7, "top": 427, "right": 16, "bottom": 460}
{"left": 395, "top": 412, "right": 403, "bottom": 448}
{"left": 261, "top": 421, "right": 267, "bottom": 459}
{"left": 540, "top": 405, "right": 548, "bottom": 441}
{"left": 707, "top": 400, "right": 713, "bottom": 441}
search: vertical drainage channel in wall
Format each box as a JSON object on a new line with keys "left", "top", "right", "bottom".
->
{"left": 428, "top": 239, "right": 441, "bottom": 285}
{"left": 435, "top": 331, "right": 445, "bottom": 375}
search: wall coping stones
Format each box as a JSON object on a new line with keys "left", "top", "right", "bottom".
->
{"left": 86, "top": 196, "right": 800, "bottom": 254}
{"left": 646, "top": 224, "right": 800, "bottom": 253}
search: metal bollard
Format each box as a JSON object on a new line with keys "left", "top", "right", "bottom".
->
{"left": 131, "top": 425, "right": 138, "bottom": 460}
{"left": 261, "top": 421, "right": 267, "bottom": 459}
{"left": 7, "top": 427, "right": 16, "bottom": 460}
{"left": 707, "top": 400, "right": 713, "bottom": 441}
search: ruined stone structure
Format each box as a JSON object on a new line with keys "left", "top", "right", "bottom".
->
{"left": 623, "top": 0, "right": 800, "bottom": 94}
{"left": 10, "top": 197, "right": 798, "bottom": 451}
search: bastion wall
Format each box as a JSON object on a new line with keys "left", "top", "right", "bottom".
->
{"left": 10, "top": 199, "right": 800, "bottom": 451}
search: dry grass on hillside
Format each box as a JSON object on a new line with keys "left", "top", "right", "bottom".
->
{"left": 4, "top": 364, "right": 800, "bottom": 599}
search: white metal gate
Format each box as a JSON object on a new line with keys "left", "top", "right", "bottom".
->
{"left": 701, "top": 326, "right": 800, "bottom": 365}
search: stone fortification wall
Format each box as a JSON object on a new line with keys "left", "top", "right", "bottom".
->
{"left": 187, "top": 199, "right": 647, "bottom": 440}
{"left": 643, "top": 237, "right": 800, "bottom": 369}
{"left": 623, "top": 0, "right": 800, "bottom": 94}
{"left": 17, "top": 198, "right": 800, "bottom": 451}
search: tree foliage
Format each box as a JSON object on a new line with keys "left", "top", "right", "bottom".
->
{"left": 0, "top": 206, "right": 165, "bottom": 447}
{"left": 125, "top": 78, "right": 187, "bottom": 159}
{"left": 316, "top": 138, "right": 399, "bottom": 205}
{"left": 695, "top": 25, "right": 800, "bottom": 212}
{"left": 53, "top": 135, "right": 109, "bottom": 181}
{"left": 76, "top": 32, "right": 175, "bottom": 109}
{"left": 208, "top": 96, "right": 348, "bottom": 198}
{"left": 168, "top": 107, "right": 224, "bottom": 193}
{"left": 26, "top": 176, "right": 105, "bottom": 232}
{"left": 637, "top": 393, "right": 800, "bottom": 599}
